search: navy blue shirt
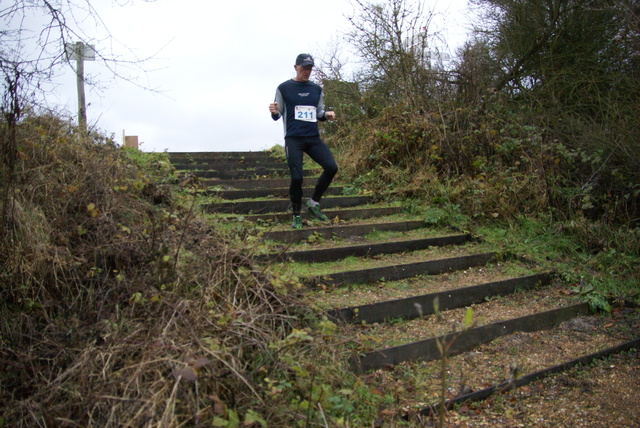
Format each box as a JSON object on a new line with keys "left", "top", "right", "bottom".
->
{"left": 272, "top": 79, "right": 327, "bottom": 138}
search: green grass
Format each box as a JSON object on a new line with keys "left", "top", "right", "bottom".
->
{"left": 477, "top": 215, "right": 640, "bottom": 303}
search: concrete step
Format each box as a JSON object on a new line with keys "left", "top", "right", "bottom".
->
{"left": 173, "top": 162, "right": 287, "bottom": 171}
{"left": 168, "top": 151, "right": 272, "bottom": 161}
{"left": 415, "top": 335, "right": 640, "bottom": 419}
{"left": 173, "top": 156, "right": 285, "bottom": 166}
{"left": 202, "top": 178, "right": 294, "bottom": 190}
{"left": 352, "top": 302, "right": 591, "bottom": 372}
{"left": 193, "top": 168, "right": 316, "bottom": 180}
{"left": 327, "top": 272, "right": 553, "bottom": 324}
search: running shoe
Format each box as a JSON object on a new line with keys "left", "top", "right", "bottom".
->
{"left": 292, "top": 214, "right": 302, "bottom": 229}
{"left": 306, "top": 200, "right": 329, "bottom": 222}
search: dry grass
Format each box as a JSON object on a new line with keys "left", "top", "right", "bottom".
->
{"left": 0, "top": 115, "right": 342, "bottom": 426}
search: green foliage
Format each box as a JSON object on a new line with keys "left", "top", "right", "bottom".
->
{"left": 570, "top": 280, "right": 612, "bottom": 314}
{"left": 265, "top": 143, "right": 286, "bottom": 161}
{"left": 478, "top": 215, "right": 640, "bottom": 301}
{"left": 467, "top": 0, "right": 640, "bottom": 222}
{"left": 327, "top": 0, "right": 640, "bottom": 227}
{"left": 420, "top": 204, "right": 469, "bottom": 230}
{"left": 261, "top": 320, "right": 382, "bottom": 426}
{"left": 322, "top": 79, "right": 365, "bottom": 133}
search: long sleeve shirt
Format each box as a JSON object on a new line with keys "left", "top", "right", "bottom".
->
{"left": 271, "top": 79, "right": 328, "bottom": 138}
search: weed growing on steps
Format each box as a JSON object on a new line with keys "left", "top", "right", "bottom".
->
{"left": 424, "top": 298, "right": 476, "bottom": 427}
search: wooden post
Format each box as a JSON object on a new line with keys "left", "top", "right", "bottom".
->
{"left": 65, "top": 42, "right": 95, "bottom": 133}
{"left": 76, "top": 42, "right": 87, "bottom": 133}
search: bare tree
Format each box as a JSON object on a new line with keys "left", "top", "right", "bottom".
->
{"left": 345, "top": 0, "right": 441, "bottom": 109}
{"left": 1, "top": 0, "right": 158, "bottom": 239}
{"left": 313, "top": 35, "right": 350, "bottom": 82}
{"left": 1, "top": 1, "right": 158, "bottom": 122}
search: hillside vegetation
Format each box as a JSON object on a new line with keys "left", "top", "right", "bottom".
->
{"left": 328, "top": 0, "right": 639, "bottom": 217}
{"left": 0, "top": 116, "right": 380, "bottom": 426}
{"left": 322, "top": 0, "right": 639, "bottom": 281}
{"left": 1, "top": 0, "right": 639, "bottom": 426}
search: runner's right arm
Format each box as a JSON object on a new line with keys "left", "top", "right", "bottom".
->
{"left": 270, "top": 89, "right": 284, "bottom": 121}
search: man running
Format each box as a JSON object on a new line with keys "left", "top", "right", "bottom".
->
{"left": 269, "top": 53, "right": 338, "bottom": 229}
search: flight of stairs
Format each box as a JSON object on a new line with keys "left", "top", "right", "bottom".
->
{"left": 168, "top": 150, "right": 640, "bottom": 422}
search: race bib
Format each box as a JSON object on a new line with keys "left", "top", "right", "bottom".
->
{"left": 295, "top": 105, "right": 317, "bottom": 122}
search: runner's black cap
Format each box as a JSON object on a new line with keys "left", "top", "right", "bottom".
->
{"left": 295, "top": 54, "right": 314, "bottom": 67}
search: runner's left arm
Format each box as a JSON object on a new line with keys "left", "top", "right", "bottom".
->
{"left": 317, "top": 90, "right": 335, "bottom": 121}
{"left": 317, "top": 91, "right": 327, "bottom": 121}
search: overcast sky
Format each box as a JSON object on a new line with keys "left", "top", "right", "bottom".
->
{"left": 51, "top": 0, "right": 471, "bottom": 152}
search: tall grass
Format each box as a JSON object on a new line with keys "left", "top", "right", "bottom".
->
{"left": 0, "top": 114, "right": 374, "bottom": 426}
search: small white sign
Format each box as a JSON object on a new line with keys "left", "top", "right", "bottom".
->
{"left": 65, "top": 42, "right": 96, "bottom": 61}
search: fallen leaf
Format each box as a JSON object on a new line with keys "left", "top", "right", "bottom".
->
{"left": 174, "top": 366, "right": 198, "bottom": 382}
{"left": 209, "top": 394, "right": 226, "bottom": 415}
{"left": 193, "top": 357, "right": 211, "bottom": 370}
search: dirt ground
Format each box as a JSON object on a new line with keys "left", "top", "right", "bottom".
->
{"left": 364, "top": 305, "right": 640, "bottom": 427}
{"left": 414, "top": 350, "right": 640, "bottom": 427}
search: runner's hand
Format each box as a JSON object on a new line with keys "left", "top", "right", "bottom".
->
{"left": 325, "top": 111, "right": 336, "bottom": 121}
{"left": 269, "top": 102, "right": 279, "bottom": 114}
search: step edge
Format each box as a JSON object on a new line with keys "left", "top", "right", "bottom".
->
{"left": 351, "top": 302, "right": 591, "bottom": 372}
{"left": 413, "top": 335, "right": 640, "bottom": 418}
{"left": 327, "top": 272, "right": 554, "bottom": 323}
{"left": 269, "top": 234, "right": 472, "bottom": 263}
{"left": 306, "top": 252, "right": 497, "bottom": 287}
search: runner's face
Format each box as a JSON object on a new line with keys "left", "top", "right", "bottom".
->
{"left": 294, "top": 65, "right": 313, "bottom": 82}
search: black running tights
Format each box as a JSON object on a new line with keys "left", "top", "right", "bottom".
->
{"left": 284, "top": 136, "right": 338, "bottom": 214}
